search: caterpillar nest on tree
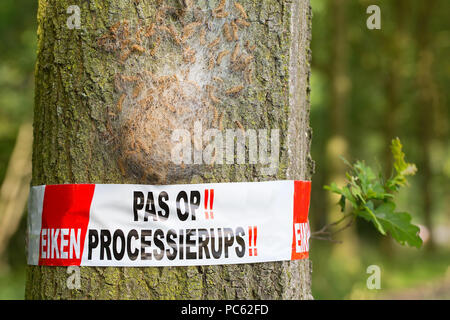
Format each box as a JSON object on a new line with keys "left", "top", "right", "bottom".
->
{"left": 98, "top": 2, "right": 258, "bottom": 182}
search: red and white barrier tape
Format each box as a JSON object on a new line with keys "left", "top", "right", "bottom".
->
{"left": 27, "top": 180, "right": 311, "bottom": 267}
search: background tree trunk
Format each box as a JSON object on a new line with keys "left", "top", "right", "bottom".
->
{"left": 0, "top": 123, "right": 32, "bottom": 264}
{"left": 324, "top": 0, "right": 359, "bottom": 263}
{"left": 26, "top": 0, "right": 313, "bottom": 300}
{"left": 415, "top": 0, "right": 438, "bottom": 251}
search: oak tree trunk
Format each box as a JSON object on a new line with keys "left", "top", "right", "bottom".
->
{"left": 26, "top": 0, "right": 313, "bottom": 300}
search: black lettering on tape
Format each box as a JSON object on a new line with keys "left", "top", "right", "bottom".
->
{"left": 144, "top": 192, "right": 157, "bottom": 222}
{"left": 127, "top": 229, "right": 139, "bottom": 261}
{"left": 185, "top": 229, "right": 197, "bottom": 260}
{"left": 141, "top": 229, "right": 152, "bottom": 260}
{"left": 210, "top": 228, "right": 223, "bottom": 259}
{"left": 189, "top": 191, "right": 201, "bottom": 221}
{"left": 88, "top": 229, "right": 99, "bottom": 260}
{"left": 223, "top": 228, "right": 234, "bottom": 259}
{"left": 179, "top": 229, "right": 184, "bottom": 260}
{"left": 88, "top": 227, "right": 247, "bottom": 263}
{"left": 235, "top": 227, "right": 246, "bottom": 258}
{"left": 166, "top": 229, "right": 178, "bottom": 260}
{"left": 112, "top": 229, "right": 126, "bottom": 260}
{"left": 100, "top": 230, "right": 112, "bottom": 260}
{"left": 176, "top": 191, "right": 189, "bottom": 221}
{"left": 153, "top": 229, "right": 165, "bottom": 260}
{"left": 133, "top": 191, "right": 145, "bottom": 221}
{"left": 197, "top": 229, "right": 211, "bottom": 259}
{"left": 158, "top": 191, "right": 170, "bottom": 220}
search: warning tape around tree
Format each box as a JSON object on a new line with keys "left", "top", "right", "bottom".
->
{"left": 27, "top": 180, "right": 311, "bottom": 267}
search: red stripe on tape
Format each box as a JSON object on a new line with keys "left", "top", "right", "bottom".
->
{"left": 39, "top": 184, "right": 95, "bottom": 266}
{"left": 291, "top": 181, "right": 311, "bottom": 260}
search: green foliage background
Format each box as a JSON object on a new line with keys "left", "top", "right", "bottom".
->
{"left": 0, "top": 0, "right": 448, "bottom": 299}
{"left": 0, "top": 0, "right": 36, "bottom": 299}
{"left": 309, "top": 0, "right": 449, "bottom": 299}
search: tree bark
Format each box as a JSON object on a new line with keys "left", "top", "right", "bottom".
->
{"left": 26, "top": 0, "right": 313, "bottom": 300}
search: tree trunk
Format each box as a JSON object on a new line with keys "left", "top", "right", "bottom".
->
{"left": 26, "top": 0, "right": 313, "bottom": 300}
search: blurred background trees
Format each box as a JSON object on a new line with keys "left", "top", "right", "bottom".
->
{"left": 0, "top": 0, "right": 36, "bottom": 299}
{"left": 0, "top": 0, "right": 448, "bottom": 299}
{"left": 309, "top": 0, "right": 449, "bottom": 299}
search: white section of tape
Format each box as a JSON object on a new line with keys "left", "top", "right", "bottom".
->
{"left": 27, "top": 185, "right": 45, "bottom": 265}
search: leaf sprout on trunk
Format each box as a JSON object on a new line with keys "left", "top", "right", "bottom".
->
{"left": 312, "top": 138, "right": 422, "bottom": 248}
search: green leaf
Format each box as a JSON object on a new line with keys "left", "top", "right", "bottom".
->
{"left": 391, "top": 138, "right": 407, "bottom": 173}
{"left": 338, "top": 195, "right": 346, "bottom": 212}
{"left": 341, "top": 185, "right": 358, "bottom": 208}
{"left": 355, "top": 161, "right": 376, "bottom": 184}
{"left": 357, "top": 201, "right": 386, "bottom": 235}
{"left": 373, "top": 202, "right": 423, "bottom": 248}
{"left": 323, "top": 138, "right": 421, "bottom": 248}
{"left": 390, "top": 138, "right": 417, "bottom": 180}
{"left": 324, "top": 182, "right": 342, "bottom": 195}
{"left": 349, "top": 177, "right": 364, "bottom": 203}
{"left": 339, "top": 156, "right": 352, "bottom": 168}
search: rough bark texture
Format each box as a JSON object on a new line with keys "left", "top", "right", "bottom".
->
{"left": 26, "top": 0, "right": 313, "bottom": 300}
